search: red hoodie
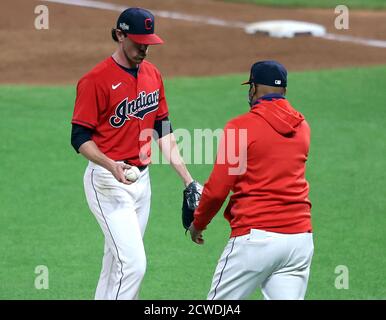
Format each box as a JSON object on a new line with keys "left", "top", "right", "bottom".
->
{"left": 193, "top": 95, "right": 312, "bottom": 237}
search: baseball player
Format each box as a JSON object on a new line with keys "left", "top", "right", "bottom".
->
{"left": 189, "top": 61, "right": 314, "bottom": 300}
{"left": 71, "top": 8, "right": 200, "bottom": 300}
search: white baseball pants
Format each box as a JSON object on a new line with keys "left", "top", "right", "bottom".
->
{"left": 83, "top": 161, "right": 151, "bottom": 300}
{"left": 208, "top": 229, "right": 314, "bottom": 300}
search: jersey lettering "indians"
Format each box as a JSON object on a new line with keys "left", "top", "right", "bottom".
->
{"left": 110, "top": 90, "right": 160, "bottom": 127}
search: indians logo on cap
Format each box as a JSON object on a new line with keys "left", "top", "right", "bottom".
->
{"left": 144, "top": 18, "right": 153, "bottom": 30}
{"left": 275, "top": 80, "right": 282, "bottom": 85}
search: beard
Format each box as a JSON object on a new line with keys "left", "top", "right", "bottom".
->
{"left": 123, "top": 48, "right": 144, "bottom": 67}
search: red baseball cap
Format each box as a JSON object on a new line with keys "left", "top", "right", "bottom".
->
{"left": 116, "top": 8, "right": 164, "bottom": 45}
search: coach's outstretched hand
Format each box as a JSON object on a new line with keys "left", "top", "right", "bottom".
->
{"left": 189, "top": 223, "right": 204, "bottom": 245}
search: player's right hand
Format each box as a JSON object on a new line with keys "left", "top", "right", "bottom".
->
{"left": 110, "top": 162, "right": 133, "bottom": 185}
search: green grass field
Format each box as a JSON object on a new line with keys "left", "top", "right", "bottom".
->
{"left": 222, "top": 0, "right": 386, "bottom": 9}
{"left": 0, "top": 65, "right": 385, "bottom": 299}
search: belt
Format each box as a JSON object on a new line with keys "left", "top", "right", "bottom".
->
{"left": 123, "top": 160, "right": 148, "bottom": 172}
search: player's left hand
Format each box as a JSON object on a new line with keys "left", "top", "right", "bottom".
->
{"left": 189, "top": 223, "right": 204, "bottom": 245}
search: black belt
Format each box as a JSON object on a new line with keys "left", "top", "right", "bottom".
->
{"left": 123, "top": 160, "right": 148, "bottom": 172}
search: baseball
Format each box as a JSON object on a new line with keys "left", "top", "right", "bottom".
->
{"left": 124, "top": 166, "right": 141, "bottom": 182}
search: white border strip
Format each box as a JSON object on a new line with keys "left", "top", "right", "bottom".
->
{"left": 42, "top": 0, "right": 386, "bottom": 48}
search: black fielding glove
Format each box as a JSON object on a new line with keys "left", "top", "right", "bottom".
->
{"left": 182, "top": 181, "right": 203, "bottom": 232}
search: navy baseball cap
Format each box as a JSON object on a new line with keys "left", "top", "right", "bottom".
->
{"left": 116, "top": 8, "right": 163, "bottom": 45}
{"left": 242, "top": 61, "right": 287, "bottom": 87}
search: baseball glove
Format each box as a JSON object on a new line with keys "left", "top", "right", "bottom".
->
{"left": 182, "top": 181, "right": 203, "bottom": 232}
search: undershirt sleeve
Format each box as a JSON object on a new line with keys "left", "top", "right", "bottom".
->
{"left": 71, "top": 123, "right": 94, "bottom": 153}
{"left": 153, "top": 116, "right": 173, "bottom": 140}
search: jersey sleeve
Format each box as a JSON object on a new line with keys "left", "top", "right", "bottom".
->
{"left": 72, "top": 76, "right": 106, "bottom": 129}
{"left": 156, "top": 76, "right": 169, "bottom": 121}
{"left": 193, "top": 122, "right": 248, "bottom": 230}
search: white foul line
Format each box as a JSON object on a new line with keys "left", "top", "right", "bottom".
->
{"left": 42, "top": 0, "right": 127, "bottom": 11}
{"left": 42, "top": 0, "right": 386, "bottom": 49}
{"left": 41, "top": 0, "right": 247, "bottom": 28}
{"left": 319, "top": 33, "right": 386, "bottom": 49}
